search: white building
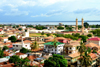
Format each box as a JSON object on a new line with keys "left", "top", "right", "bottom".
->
{"left": 44, "top": 42, "right": 64, "bottom": 54}
{"left": 25, "top": 29, "right": 29, "bottom": 37}
{"left": 12, "top": 37, "right": 31, "bottom": 50}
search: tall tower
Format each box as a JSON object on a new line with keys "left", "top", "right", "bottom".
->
{"left": 82, "top": 18, "right": 84, "bottom": 33}
{"left": 76, "top": 18, "right": 78, "bottom": 32}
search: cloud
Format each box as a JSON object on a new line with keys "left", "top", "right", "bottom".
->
{"left": 0, "top": 9, "right": 3, "bottom": 12}
{"left": 0, "top": 0, "right": 36, "bottom": 8}
{"left": 4, "top": 9, "right": 28, "bottom": 16}
{"left": 31, "top": 10, "right": 66, "bottom": 17}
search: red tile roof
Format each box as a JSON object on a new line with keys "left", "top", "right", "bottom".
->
{"left": 8, "top": 45, "right": 13, "bottom": 48}
{"left": 0, "top": 62, "right": 14, "bottom": 67}
{"left": 88, "top": 37, "right": 100, "bottom": 41}
{"left": 89, "top": 53, "right": 97, "bottom": 60}
{"left": 27, "top": 55, "right": 36, "bottom": 61}
{"left": 16, "top": 52, "right": 25, "bottom": 56}
{"left": 0, "top": 29, "right": 2, "bottom": 31}
{"left": 3, "top": 51, "right": 10, "bottom": 56}
{"left": 85, "top": 43, "right": 100, "bottom": 48}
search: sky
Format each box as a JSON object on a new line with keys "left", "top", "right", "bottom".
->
{"left": 0, "top": 0, "right": 100, "bottom": 21}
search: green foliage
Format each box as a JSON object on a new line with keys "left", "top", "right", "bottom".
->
{"left": 79, "top": 35, "right": 88, "bottom": 43}
{"left": 20, "top": 48, "right": 30, "bottom": 53}
{"left": 35, "top": 26, "right": 46, "bottom": 30}
{"left": 0, "top": 48, "right": 4, "bottom": 58}
{"left": 55, "top": 34, "right": 64, "bottom": 37}
{"left": 13, "top": 26, "right": 16, "bottom": 28}
{"left": 65, "top": 25, "right": 68, "bottom": 27}
{"left": 8, "top": 36, "right": 17, "bottom": 42}
{"left": 79, "top": 51, "right": 92, "bottom": 67}
{"left": 25, "top": 29, "right": 27, "bottom": 32}
{"left": 90, "top": 29, "right": 100, "bottom": 36}
{"left": 87, "top": 47, "right": 91, "bottom": 54}
{"left": 87, "top": 34, "right": 92, "bottom": 37}
{"left": 9, "top": 55, "right": 30, "bottom": 67}
{"left": 92, "top": 50, "right": 97, "bottom": 53}
{"left": 66, "top": 27, "right": 73, "bottom": 30}
{"left": 31, "top": 41, "right": 39, "bottom": 50}
{"left": 78, "top": 25, "right": 82, "bottom": 29}
{"left": 77, "top": 43, "right": 92, "bottom": 67}
{"left": 15, "top": 57, "right": 30, "bottom": 67}
{"left": 57, "top": 26, "right": 64, "bottom": 30}
{"left": 44, "top": 54, "right": 68, "bottom": 67}
{"left": 41, "top": 32, "right": 45, "bottom": 35}
{"left": 46, "top": 33, "right": 51, "bottom": 37}
{"left": 16, "top": 25, "right": 19, "bottom": 28}
{"left": 27, "top": 25, "right": 33, "bottom": 28}
{"left": 18, "top": 28, "right": 22, "bottom": 31}
{"left": 84, "top": 22, "right": 89, "bottom": 28}
{"left": 2, "top": 46, "right": 9, "bottom": 51}
{"left": 9, "top": 55, "right": 20, "bottom": 63}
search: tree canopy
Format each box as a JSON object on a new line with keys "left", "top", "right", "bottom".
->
{"left": 87, "top": 34, "right": 92, "bottom": 37}
{"left": 44, "top": 54, "right": 68, "bottom": 67}
{"left": 46, "top": 33, "right": 51, "bottom": 37}
{"left": 2, "top": 46, "right": 9, "bottom": 51}
{"left": 18, "top": 28, "right": 22, "bottom": 31}
{"left": 20, "top": 47, "right": 30, "bottom": 53}
{"left": 41, "top": 32, "right": 45, "bottom": 35}
{"left": 57, "top": 26, "right": 64, "bottom": 30}
{"left": 90, "top": 29, "right": 100, "bottom": 36}
{"left": 84, "top": 22, "right": 89, "bottom": 28}
{"left": 8, "top": 36, "right": 17, "bottom": 42}
{"left": 35, "top": 26, "right": 46, "bottom": 30}
{"left": 0, "top": 48, "right": 4, "bottom": 58}
{"left": 9, "top": 55, "right": 30, "bottom": 67}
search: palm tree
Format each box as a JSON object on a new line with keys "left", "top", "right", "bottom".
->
{"left": 30, "top": 41, "right": 39, "bottom": 50}
{"left": 77, "top": 42, "right": 92, "bottom": 67}
{"left": 79, "top": 51, "right": 92, "bottom": 67}
{"left": 77, "top": 42, "right": 86, "bottom": 56}
{"left": 53, "top": 40, "right": 58, "bottom": 54}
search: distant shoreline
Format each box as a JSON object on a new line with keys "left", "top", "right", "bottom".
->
{"left": 0, "top": 21, "right": 100, "bottom": 25}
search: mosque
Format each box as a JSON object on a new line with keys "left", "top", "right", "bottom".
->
{"left": 61, "top": 18, "right": 87, "bottom": 34}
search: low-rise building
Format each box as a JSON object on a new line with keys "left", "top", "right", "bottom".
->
{"left": 87, "top": 37, "right": 100, "bottom": 46}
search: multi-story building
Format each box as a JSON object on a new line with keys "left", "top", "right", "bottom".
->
{"left": 43, "top": 42, "right": 64, "bottom": 54}
{"left": 63, "top": 41, "right": 80, "bottom": 55}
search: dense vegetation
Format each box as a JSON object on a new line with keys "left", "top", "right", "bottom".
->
{"left": 57, "top": 26, "right": 64, "bottom": 30}
{"left": 20, "top": 48, "right": 31, "bottom": 53}
{"left": 0, "top": 48, "right": 4, "bottom": 58}
{"left": 54, "top": 33, "right": 89, "bottom": 42}
{"left": 2, "top": 46, "right": 9, "bottom": 51}
{"left": 90, "top": 29, "right": 100, "bottom": 36}
{"left": 44, "top": 54, "right": 68, "bottom": 67}
{"left": 35, "top": 26, "right": 47, "bottom": 30}
{"left": 8, "top": 36, "right": 17, "bottom": 42}
{"left": 9, "top": 55, "right": 30, "bottom": 67}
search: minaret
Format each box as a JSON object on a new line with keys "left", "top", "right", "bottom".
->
{"left": 76, "top": 18, "right": 78, "bottom": 32}
{"left": 82, "top": 18, "right": 84, "bottom": 33}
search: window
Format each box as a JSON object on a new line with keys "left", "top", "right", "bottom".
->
{"left": 68, "top": 59, "right": 70, "bottom": 62}
{"left": 52, "top": 49, "right": 53, "bottom": 51}
{"left": 13, "top": 45, "right": 15, "bottom": 47}
{"left": 16, "top": 45, "right": 18, "bottom": 47}
{"left": 69, "top": 51, "right": 72, "bottom": 54}
{"left": 55, "top": 49, "right": 57, "bottom": 51}
{"left": 25, "top": 45, "right": 27, "bottom": 47}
